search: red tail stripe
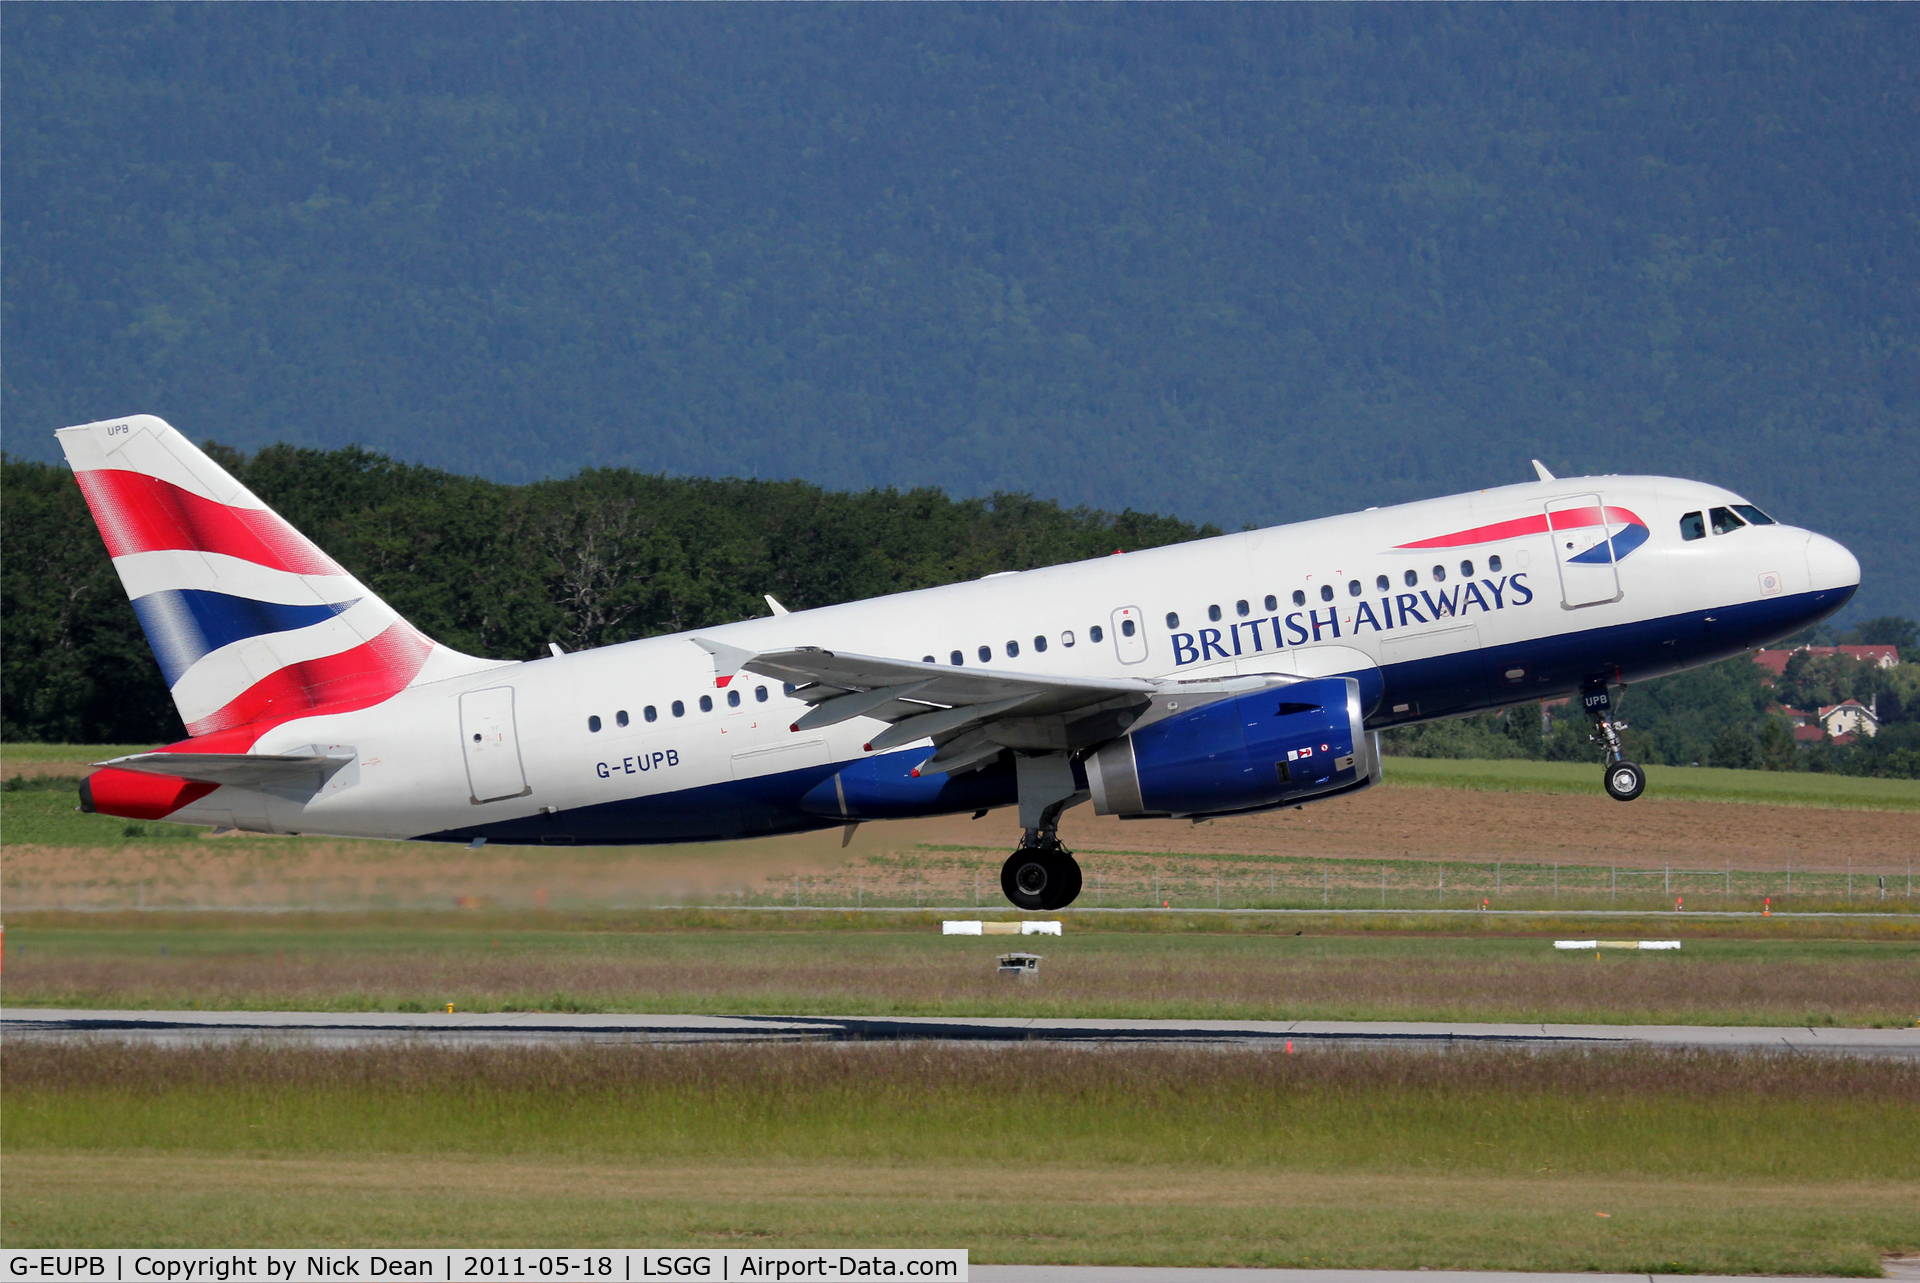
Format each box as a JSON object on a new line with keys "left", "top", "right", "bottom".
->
{"left": 72, "top": 468, "right": 343, "bottom": 576}
{"left": 1396, "top": 506, "right": 1644, "bottom": 550}
{"left": 184, "top": 621, "right": 434, "bottom": 737}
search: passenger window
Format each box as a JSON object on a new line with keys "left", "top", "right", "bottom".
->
{"left": 1121, "top": 618, "right": 1136, "bottom": 637}
{"left": 1006, "top": 640, "right": 1020, "bottom": 658}
{"left": 1090, "top": 625, "right": 1105, "bottom": 643}
{"left": 1488, "top": 555, "right": 1502, "bottom": 573}
{"left": 616, "top": 710, "right": 629, "bottom": 728}
{"left": 1165, "top": 612, "right": 1180, "bottom": 629}
{"left": 1710, "top": 506, "right": 1745, "bottom": 535}
{"left": 1292, "top": 589, "right": 1306, "bottom": 607}
{"left": 1236, "top": 600, "right": 1250, "bottom": 617}
{"left": 1459, "top": 560, "right": 1474, "bottom": 578}
{"left": 1376, "top": 574, "right": 1390, "bottom": 593}
{"left": 922, "top": 656, "right": 935, "bottom": 664}
{"left": 588, "top": 715, "right": 602, "bottom": 733}
{"left": 1319, "top": 584, "right": 1334, "bottom": 602}
{"left": 1208, "top": 605, "right": 1222, "bottom": 622}
{"left": 977, "top": 645, "right": 992, "bottom": 662}
{"left": 951, "top": 650, "right": 964, "bottom": 666}
{"left": 1061, "top": 630, "right": 1076, "bottom": 647}
{"left": 727, "top": 689, "right": 741, "bottom": 708}
{"left": 1034, "top": 635, "right": 1048, "bottom": 653}
{"left": 645, "top": 705, "right": 658, "bottom": 723}
{"left": 1347, "top": 580, "right": 1361, "bottom": 597}
{"left": 1264, "top": 595, "right": 1277, "bottom": 611}
{"left": 1404, "top": 569, "right": 1419, "bottom": 587}
{"left": 1732, "top": 504, "right": 1776, "bottom": 526}
{"left": 782, "top": 684, "right": 797, "bottom": 696}
{"left": 1432, "top": 565, "right": 1446, "bottom": 582}
{"left": 699, "top": 694, "right": 713, "bottom": 713}
{"left": 756, "top": 686, "right": 768, "bottom": 702}
{"left": 672, "top": 700, "right": 686, "bottom": 718}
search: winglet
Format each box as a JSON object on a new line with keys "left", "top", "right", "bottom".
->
{"left": 692, "top": 636, "right": 758, "bottom": 687}
{"left": 1531, "top": 459, "right": 1556, "bottom": 482}
{"left": 765, "top": 594, "right": 790, "bottom": 617}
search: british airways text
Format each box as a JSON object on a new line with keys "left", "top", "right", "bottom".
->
{"left": 1171, "top": 574, "right": 1533, "bottom": 666}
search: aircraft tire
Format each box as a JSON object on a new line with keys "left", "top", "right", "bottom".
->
{"left": 1001, "top": 846, "right": 1082, "bottom": 911}
{"left": 1603, "top": 760, "right": 1647, "bottom": 802}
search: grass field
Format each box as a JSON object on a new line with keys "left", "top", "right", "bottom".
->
{"left": 8, "top": 917, "right": 1918, "bottom": 1026}
{"left": 4, "top": 1041, "right": 1916, "bottom": 1271}
{"left": 7, "top": 745, "right": 1920, "bottom": 1268}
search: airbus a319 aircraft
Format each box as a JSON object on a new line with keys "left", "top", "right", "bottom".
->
{"left": 63, "top": 415, "right": 1859, "bottom": 910}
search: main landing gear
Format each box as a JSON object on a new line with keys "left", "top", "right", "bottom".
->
{"left": 1583, "top": 681, "right": 1646, "bottom": 802}
{"left": 1001, "top": 751, "right": 1088, "bottom": 910}
{"left": 1002, "top": 833, "right": 1083, "bottom": 912}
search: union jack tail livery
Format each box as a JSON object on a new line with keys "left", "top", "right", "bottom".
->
{"left": 57, "top": 415, "right": 500, "bottom": 745}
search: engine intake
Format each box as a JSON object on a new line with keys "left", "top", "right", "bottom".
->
{"left": 1085, "top": 676, "right": 1377, "bottom": 819}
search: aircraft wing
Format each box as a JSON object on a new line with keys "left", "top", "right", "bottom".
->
{"left": 694, "top": 637, "right": 1266, "bottom": 776}
{"left": 93, "top": 751, "right": 354, "bottom": 790}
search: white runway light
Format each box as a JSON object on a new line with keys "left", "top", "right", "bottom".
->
{"left": 1554, "top": 939, "right": 1682, "bottom": 950}
{"left": 942, "top": 920, "right": 1062, "bottom": 936}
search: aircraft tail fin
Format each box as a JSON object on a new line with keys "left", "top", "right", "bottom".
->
{"left": 56, "top": 414, "right": 503, "bottom": 741}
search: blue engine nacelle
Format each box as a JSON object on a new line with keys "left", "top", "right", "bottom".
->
{"left": 1084, "top": 677, "right": 1378, "bottom": 819}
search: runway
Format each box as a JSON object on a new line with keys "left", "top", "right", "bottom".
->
{"left": 6, "top": 1007, "right": 1917, "bottom": 1055}
{"left": 971, "top": 1270, "right": 1916, "bottom": 1283}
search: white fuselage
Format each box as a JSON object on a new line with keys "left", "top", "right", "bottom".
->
{"left": 169, "top": 474, "right": 1859, "bottom": 842}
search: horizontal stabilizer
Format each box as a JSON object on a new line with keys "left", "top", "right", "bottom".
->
{"left": 94, "top": 751, "right": 354, "bottom": 789}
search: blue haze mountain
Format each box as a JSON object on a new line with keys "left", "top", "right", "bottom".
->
{"left": 4, "top": 5, "right": 1915, "bottom": 615}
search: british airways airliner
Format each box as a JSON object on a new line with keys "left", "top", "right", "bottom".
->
{"left": 63, "top": 415, "right": 1859, "bottom": 910}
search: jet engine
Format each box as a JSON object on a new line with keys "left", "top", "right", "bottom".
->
{"left": 1084, "top": 676, "right": 1377, "bottom": 819}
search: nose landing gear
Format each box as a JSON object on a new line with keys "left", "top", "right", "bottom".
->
{"left": 1583, "top": 681, "right": 1646, "bottom": 802}
{"left": 1001, "top": 832, "right": 1083, "bottom": 912}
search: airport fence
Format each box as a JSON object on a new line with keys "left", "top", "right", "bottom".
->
{"left": 743, "top": 850, "right": 1920, "bottom": 913}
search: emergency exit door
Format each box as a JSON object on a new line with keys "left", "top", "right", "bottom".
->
{"left": 1110, "top": 605, "right": 1149, "bottom": 664}
{"left": 459, "top": 686, "right": 530, "bottom": 803}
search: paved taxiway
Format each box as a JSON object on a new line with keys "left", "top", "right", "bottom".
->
{"left": 972, "top": 1271, "right": 1917, "bottom": 1283}
{"left": 969, "top": 1269, "right": 1919, "bottom": 1283}
{"left": 6, "top": 1008, "right": 1916, "bottom": 1055}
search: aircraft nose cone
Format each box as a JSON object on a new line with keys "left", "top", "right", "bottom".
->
{"left": 1805, "top": 532, "right": 1861, "bottom": 594}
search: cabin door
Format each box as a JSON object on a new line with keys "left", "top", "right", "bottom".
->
{"left": 1545, "top": 494, "right": 1624, "bottom": 609}
{"left": 459, "top": 686, "right": 531, "bottom": 803}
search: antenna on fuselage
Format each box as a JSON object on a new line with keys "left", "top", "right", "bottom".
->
{"left": 1531, "top": 459, "right": 1556, "bottom": 482}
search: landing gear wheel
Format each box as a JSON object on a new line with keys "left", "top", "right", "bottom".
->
{"left": 1001, "top": 842, "right": 1083, "bottom": 911}
{"left": 1603, "top": 760, "right": 1646, "bottom": 802}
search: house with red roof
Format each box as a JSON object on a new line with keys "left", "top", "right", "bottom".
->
{"left": 1752, "top": 644, "right": 1900, "bottom": 685}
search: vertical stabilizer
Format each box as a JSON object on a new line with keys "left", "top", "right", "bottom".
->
{"left": 56, "top": 415, "right": 506, "bottom": 740}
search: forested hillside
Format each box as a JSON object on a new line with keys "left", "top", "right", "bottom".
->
{"left": 0, "top": 449, "right": 1212, "bottom": 743}
{"left": 4, "top": 6, "right": 1917, "bottom": 616}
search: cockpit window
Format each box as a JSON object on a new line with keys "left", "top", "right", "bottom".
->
{"left": 1732, "top": 504, "right": 1776, "bottom": 526}
{"left": 1679, "top": 511, "right": 1705, "bottom": 541}
{"left": 1710, "top": 506, "right": 1746, "bottom": 535}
